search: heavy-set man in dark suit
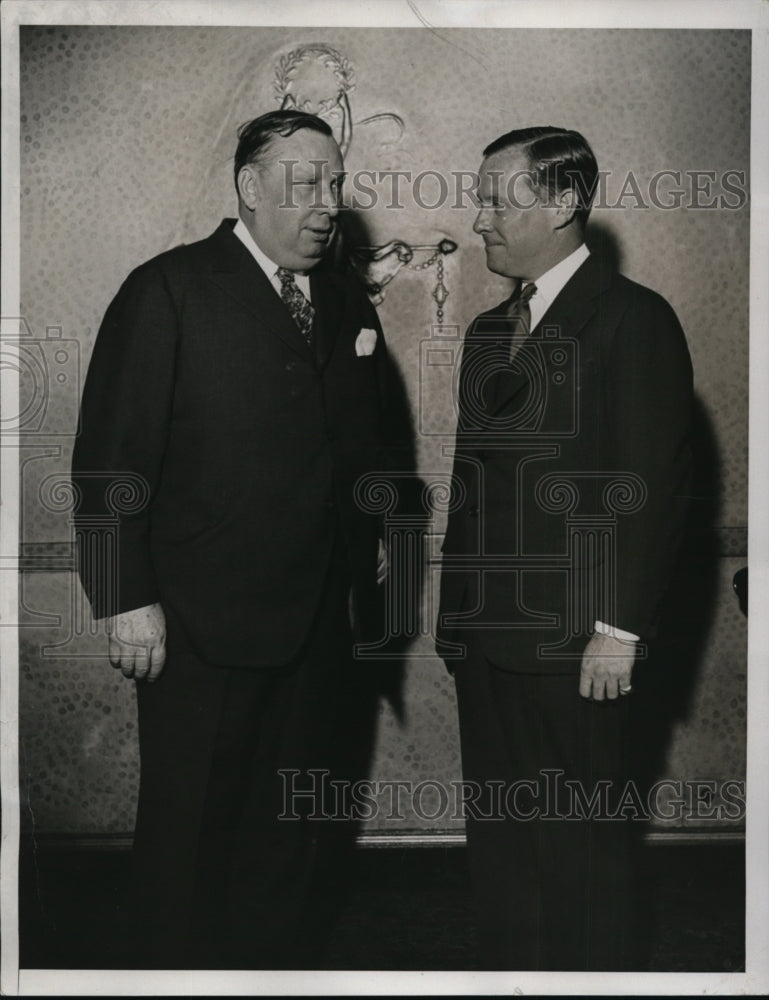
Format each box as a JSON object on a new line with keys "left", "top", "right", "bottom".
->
{"left": 438, "top": 127, "right": 693, "bottom": 970}
{"left": 71, "top": 110, "right": 388, "bottom": 969}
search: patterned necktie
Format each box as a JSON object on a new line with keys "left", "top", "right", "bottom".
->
{"left": 277, "top": 267, "right": 315, "bottom": 347}
{"left": 506, "top": 281, "right": 537, "bottom": 362}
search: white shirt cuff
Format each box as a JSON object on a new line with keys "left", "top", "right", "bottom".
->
{"left": 594, "top": 620, "right": 640, "bottom": 643}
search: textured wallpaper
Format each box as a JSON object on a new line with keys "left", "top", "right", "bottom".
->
{"left": 17, "top": 26, "right": 749, "bottom": 834}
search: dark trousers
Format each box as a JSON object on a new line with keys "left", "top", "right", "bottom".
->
{"left": 128, "top": 548, "right": 351, "bottom": 969}
{"left": 454, "top": 641, "right": 635, "bottom": 971}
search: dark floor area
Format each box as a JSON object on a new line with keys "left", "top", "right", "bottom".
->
{"left": 19, "top": 840, "right": 744, "bottom": 971}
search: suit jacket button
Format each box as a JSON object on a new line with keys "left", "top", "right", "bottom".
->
{"left": 468, "top": 505, "right": 480, "bottom": 517}
{"left": 285, "top": 361, "right": 296, "bottom": 372}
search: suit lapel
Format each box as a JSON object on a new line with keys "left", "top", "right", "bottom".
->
{"left": 487, "top": 253, "right": 609, "bottom": 418}
{"left": 466, "top": 306, "right": 525, "bottom": 424}
{"left": 205, "top": 220, "right": 316, "bottom": 365}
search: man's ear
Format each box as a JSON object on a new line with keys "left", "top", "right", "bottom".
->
{"left": 553, "top": 188, "right": 579, "bottom": 230}
{"left": 237, "top": 162, "right": 260, "bottom": 212}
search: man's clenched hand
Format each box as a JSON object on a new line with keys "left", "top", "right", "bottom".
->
{"left": 107, "top": 603, "right": 167, "bottom": 683}
{"left": 579, "top": 631, "right": 636, "bottom": 701}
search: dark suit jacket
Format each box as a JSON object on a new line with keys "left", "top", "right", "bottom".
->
{"left": 72, "top": 219, "right": 389, "bottom": 668}
{"left": 438, "top": 251, "right": 693, "bottom": 672}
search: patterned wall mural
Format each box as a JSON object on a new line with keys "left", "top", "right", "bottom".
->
{"left": 17, "top": 25, "right": 749, "bottom": 837}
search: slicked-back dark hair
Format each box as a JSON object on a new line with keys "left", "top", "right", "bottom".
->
{"left": 233, "top": 109, "right": 333, "bottom": 193}
{"left": 483, "top": 126, "right": 599, "bottom": 229}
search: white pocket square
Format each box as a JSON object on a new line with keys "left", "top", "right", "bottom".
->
{"left": 355, "top": 328, "right": 378, "bottom": 356}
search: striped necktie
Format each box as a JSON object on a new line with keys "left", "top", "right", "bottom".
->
{"left": 506, "top": 281, "right": 537, "bottom": 362}
{"left": 277, "top": 267, "right": 315, "bottom": 346}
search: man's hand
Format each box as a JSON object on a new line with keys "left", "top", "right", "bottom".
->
{"left": 377, "top": 538, "right": 389, "bottom": 585}
{"left": 107, "top": 603, "right": 167, "bottom": 683}
{"left": 579, "top": 632, "right": 636, "bottom": 701}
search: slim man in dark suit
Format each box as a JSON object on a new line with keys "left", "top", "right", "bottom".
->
{"left": 71, "top": 110, "right": 388, "bottom": 969}
{"left": 438, "top": 127, "right": 693, "bottom": 970}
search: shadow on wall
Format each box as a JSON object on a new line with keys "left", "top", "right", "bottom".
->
{"left": 630, "top": 393, "right": 724, "bottom": 774}
{"left": 585, "top": 219, "right": 724, "bottom": 774}
{"left": 320, "top": 202, "right": 427, "bottom": 869}
{"left": 584, "top": 223, "right": 725, "bottom": 783}
{"left": 577, "top": 220, "right": 729, "bottom": 804}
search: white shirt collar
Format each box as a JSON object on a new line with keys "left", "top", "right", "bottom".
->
{"left": 232, "top": 217, "right": 312, "bottom": 301}
{"left": 526, "top": 242, "right": 590, "bottom": 329}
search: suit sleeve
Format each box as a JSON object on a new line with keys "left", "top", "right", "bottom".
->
{"left": 603, "top": 290, "right": 693, "bottom": 638}
{"left": 71, "top": 261, "right": 180, "bottom": 619}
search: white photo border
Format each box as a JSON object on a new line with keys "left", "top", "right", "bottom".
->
{"left": 2, "top": 1, "right": 767, "bottom": 995}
